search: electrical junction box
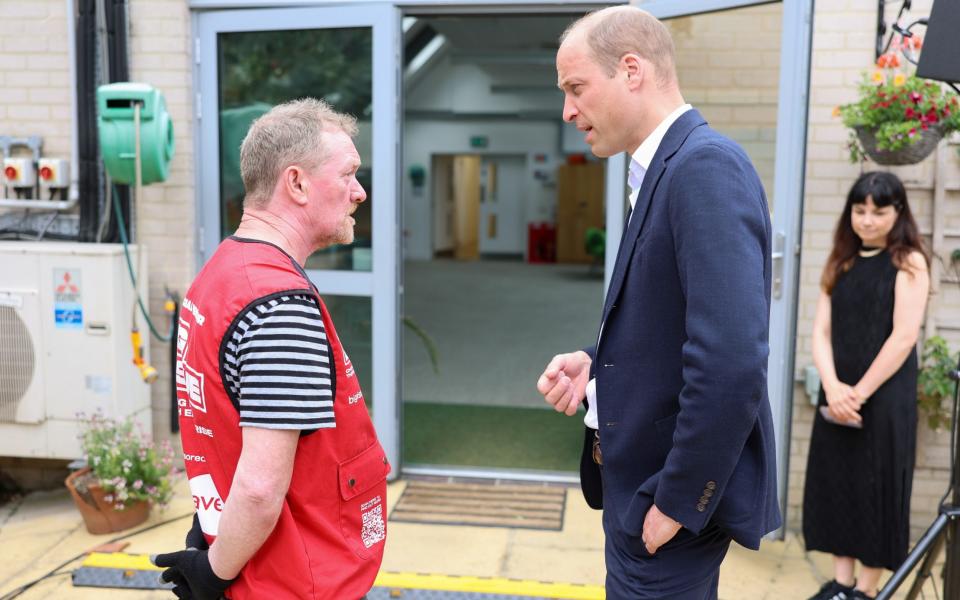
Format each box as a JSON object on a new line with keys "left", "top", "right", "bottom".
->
{"left": 0, "top": 242, "right": 152, "bottom": 460}
{"left": 3, "top": 158, "right": 36, "bottom": 187}
{"left": 38, "top": 158, "right": 69, "bottom": 189}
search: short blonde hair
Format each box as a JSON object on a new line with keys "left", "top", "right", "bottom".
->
{"left": 239, "top": 98, "right": 358, "bottom": 208}
{"left": 561, "top": 6, "right": 677, "bottom": 87}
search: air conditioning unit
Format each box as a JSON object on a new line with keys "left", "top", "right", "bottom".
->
{"left": 0, "top": 242, "right": 152, "bottom": 459}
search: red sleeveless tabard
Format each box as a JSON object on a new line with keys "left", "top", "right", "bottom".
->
{"left": 175, "top": 237, "right": 388, "bottom": 599}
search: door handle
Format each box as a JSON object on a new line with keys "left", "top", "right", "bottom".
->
{"left": 772, "top": 231, "right": 785, "bottom": 300}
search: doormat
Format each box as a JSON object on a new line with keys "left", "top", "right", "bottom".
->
{"left": 389, "top": 481, "right": 566, "bottom": 531}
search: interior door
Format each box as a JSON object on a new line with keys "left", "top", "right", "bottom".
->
{"left": 478, "top": 156, "right": 525, "bottom": 255}
{"left": 452, "top": 154, "right": 480, "bottom": 260}
{"left": 196, "top": 4, "right": 400, "bottom": 472}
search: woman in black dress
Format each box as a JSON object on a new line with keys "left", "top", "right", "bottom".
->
{"left": 803, "top": 172, "right": 930, "bottom": 600}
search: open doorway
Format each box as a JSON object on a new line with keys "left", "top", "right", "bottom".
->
{"left": 400, "top": 13, "right": 604, "bottom": 476}
{"left": 399, "top": 3, "right": 791, "bottom": 480}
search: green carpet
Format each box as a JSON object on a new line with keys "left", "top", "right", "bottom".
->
{"left": 402, "top": 402, "right": 582, "bottom": 472}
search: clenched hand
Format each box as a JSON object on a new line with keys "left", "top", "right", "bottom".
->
{"left": 537, "top": 351, "right": 592, "bottom": 416}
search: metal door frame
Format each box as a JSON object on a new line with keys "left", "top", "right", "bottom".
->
{"left": 193, "top": 3, "right": 402, "bottom": 473}
{"left": 192, "top": 1, "right": 814, "bottom": 527}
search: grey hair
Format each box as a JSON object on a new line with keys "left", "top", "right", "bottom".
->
{"left": 561, "top": 6, "right": 677, "bottom": 87}
{"left": 239, "top": 98, "right": 359, "bottom": 208}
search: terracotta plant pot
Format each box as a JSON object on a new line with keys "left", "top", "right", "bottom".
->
{"left": 65, "top": 467, "right": 150, "bottom": 535}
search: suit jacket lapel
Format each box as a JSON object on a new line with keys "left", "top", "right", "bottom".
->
{"left": 600, "top": 110, "right": 707, "bottom": 323}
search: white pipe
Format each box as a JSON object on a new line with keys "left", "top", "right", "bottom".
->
{"left": 133, "top": 101, "right": 141, "bottom": 243}
{"left": 0, "top": 197, "right": 79, "bottom": 210}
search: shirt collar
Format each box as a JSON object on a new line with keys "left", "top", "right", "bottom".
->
{"left": 628, "top": 103, "right": 692, "bottom": 193}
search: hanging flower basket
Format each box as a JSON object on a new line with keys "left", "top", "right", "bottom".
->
{"left": 836, "top": 36, "right": 960, "bottom": 165}
{"left": 854, "top": 124, "right": 945, "bottom": 166}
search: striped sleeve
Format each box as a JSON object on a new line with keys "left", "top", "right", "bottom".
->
{"left": 225, "top": 294, "right": 335, "bottom": 430}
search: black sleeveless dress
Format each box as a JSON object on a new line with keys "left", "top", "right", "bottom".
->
{"left": 802, "top": 250, "right": 918, "bottom": 570}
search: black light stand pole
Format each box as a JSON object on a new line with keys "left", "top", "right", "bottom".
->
{"left": 878, "top": 358, "right": 960, "bottom": 600}
{"left": 942, "top": 358, "right": 960, "bottom": 595}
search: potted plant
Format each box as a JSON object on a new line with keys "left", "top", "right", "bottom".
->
{"left": 836, "top": 37, "right": 960, "bottom": 165}
{"left": 65, "top": 412, "right": 176, "bottom": 534}
{"left": 917, "top": 335, "right": 958, "bottom": 432}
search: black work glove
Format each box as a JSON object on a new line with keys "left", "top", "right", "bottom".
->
{"left": 185, "top": 513, "right": 209, "bottom": 551}
{"left": 151, "top": 548, "right": 234, "bottom": 600}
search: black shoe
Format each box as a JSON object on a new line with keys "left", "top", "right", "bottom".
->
{"left": 848, "top": 591, "right": 875, "bottom": 599}
{"left": 808, "top": 579, "right": 855, "bottom": 600}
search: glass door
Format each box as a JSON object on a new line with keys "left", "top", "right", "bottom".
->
{"left": 598, "top": 0, "right": 812, "bottom": 529}
{"left": 196, "top": 5, "right": 400, "bottom": 471}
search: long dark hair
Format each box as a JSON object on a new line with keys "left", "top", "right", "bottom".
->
{"left": 821, "top": 171, "right": 929, "bottom": 293}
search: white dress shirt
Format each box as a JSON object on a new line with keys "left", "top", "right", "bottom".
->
{"left": 583, "top": 104, "right": 692, "bottom": 430}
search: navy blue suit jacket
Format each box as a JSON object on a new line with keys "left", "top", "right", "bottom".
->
{"left": 580, "top": 109, "right": 781, "bottom": 550}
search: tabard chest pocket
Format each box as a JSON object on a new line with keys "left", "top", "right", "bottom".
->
{"left": 338, "top": 442, "right": 391, "bottom": 559}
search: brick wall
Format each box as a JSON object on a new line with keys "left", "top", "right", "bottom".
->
{"left": 0, "top": 0, "right": 195, "bottom": 452}
{"left": 667, "top": 3, "right": 782, "bottom": 207}
{"left": 127, "top": 0, "right": 195, "bottom": 449}
{"left": 791, "top": 0, "right": 960, "bottom": 540}
{"left": 0, "top": 1, "right": 72, "bottom": 160}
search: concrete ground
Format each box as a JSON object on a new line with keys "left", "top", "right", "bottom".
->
{"left": 0, "top": 477, "right": 933, "bottom": 599}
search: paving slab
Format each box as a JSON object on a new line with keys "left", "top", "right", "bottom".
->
{"left": 0, "top": 477, "right": 939, "bottom": 599}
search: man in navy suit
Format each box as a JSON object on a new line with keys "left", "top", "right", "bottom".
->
{"left": 538, "top": 6, "right": 781, "bottom": 599}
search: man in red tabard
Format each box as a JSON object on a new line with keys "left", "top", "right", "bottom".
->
{"left": 153, "top": 98, "right": 388, "bottom": 600}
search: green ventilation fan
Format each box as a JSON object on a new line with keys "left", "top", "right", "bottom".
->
{"left": 97, "top": 82, "right": 175, "bottom": 184}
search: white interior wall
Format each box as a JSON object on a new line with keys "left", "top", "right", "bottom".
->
{"left": 406, "top": 56, "right": 559, "bottom": 113}
{"left": 403, "top": 121, "right": 561, "bottom": 259}
{"left": 403, "top": 54, "right": 565, "bottom": 260}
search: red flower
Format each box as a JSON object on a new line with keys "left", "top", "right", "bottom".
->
{"left": 876, "top": 52, "right": 901, "bottom": 68}
{"left": 905, "top": 107, "right": 916, "bottom": 119}
{"left": 910, "top": 92, "right": 923, "bottom": 104}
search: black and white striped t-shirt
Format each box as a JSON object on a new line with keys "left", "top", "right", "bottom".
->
{"left": 222, "top": 294, "right": 336, "bottom": 430}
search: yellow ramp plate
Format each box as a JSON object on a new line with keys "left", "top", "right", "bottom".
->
{"left": 73, "top": 552, "right": 170, "bottom": 590}
{"left": 374, "top": 572, "right": 604, "bottom": 600}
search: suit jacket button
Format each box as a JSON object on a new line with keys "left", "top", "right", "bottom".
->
{"left": 706, "top": 481, "right": 717, "bottom": 490}
{"left": 703, "top": 489, "right": 714, "bottom": 497}
{"left": 699, "top": 495, "right": 710, "bottom": 504}
{"left": 696, "top": 504, "right": 706, "bottom": 512}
